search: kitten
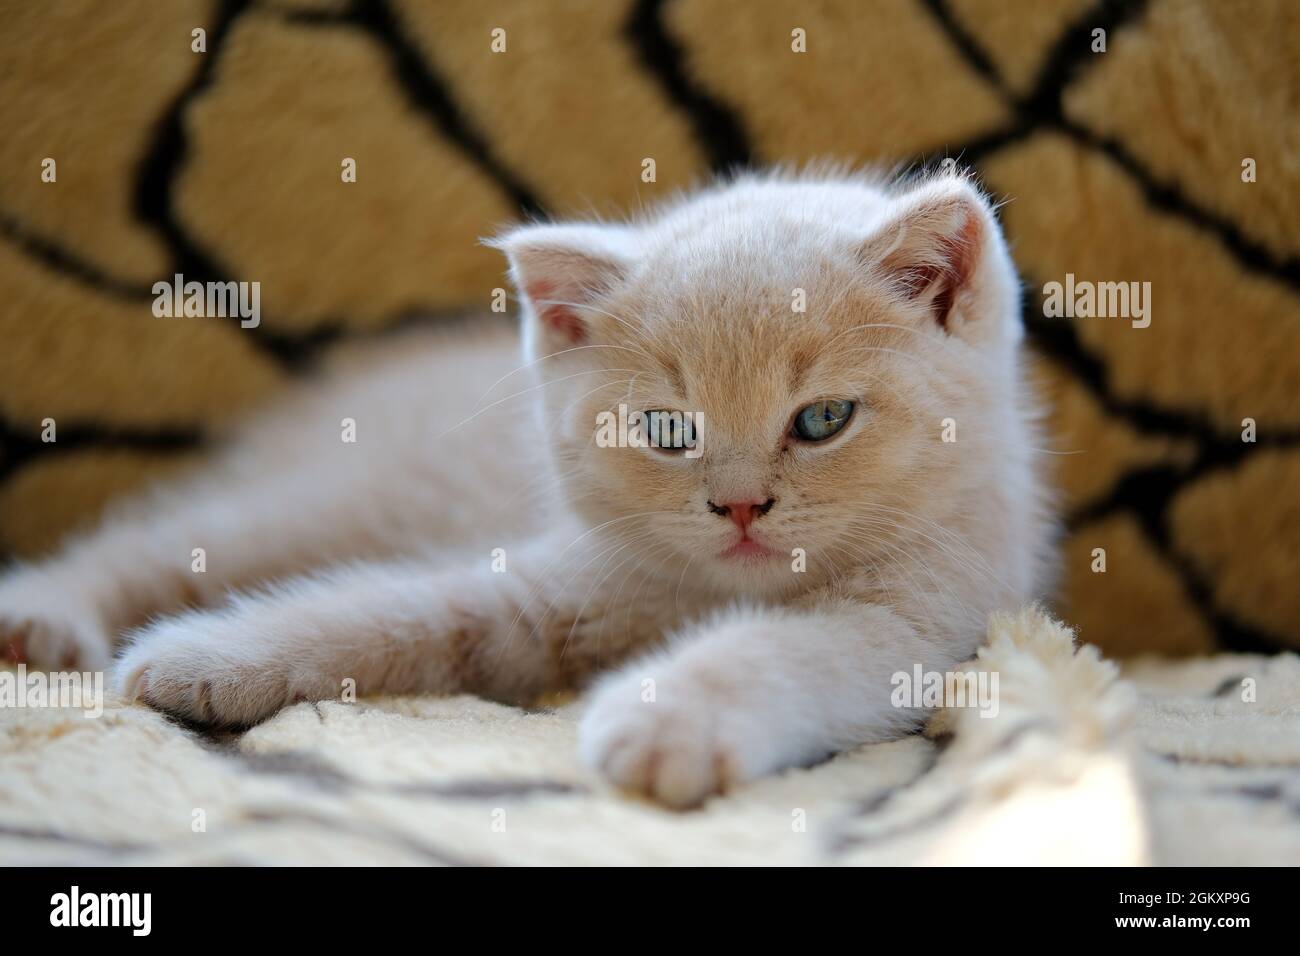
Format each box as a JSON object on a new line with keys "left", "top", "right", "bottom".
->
{"left": 0, "top": 170, "right": 1053, "bottom": 807}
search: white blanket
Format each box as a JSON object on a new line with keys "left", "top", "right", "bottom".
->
{"left": 3, "top": 607, "right": 1298, "bottom": 865}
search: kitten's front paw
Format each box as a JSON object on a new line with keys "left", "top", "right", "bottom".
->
{"left": 0, "top": 569, "right": 112, "bottom": 670}
{"left": 578, "top": 666, "right": 770, "bottom": 809}
{"left": 115, "top": 613, "right": 315, "bottom": 727}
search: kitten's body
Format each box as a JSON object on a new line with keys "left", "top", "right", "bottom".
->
{"left": 0, "top": 172, "right": 1054, "bottom": 807}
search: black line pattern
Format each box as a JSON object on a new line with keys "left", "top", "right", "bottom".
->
{"left": 0, "top": 211, "right": 154, "bottom": 302}
{"left": 348, "top": 0, "right": 548, "bottom": 218}
{"left": 131, "top": 0, "right": 326, "bottom": 367}
{"left": 235, "top": 747, "right": 586, "bottom": 800}
{"left": 0, "top": 0, "right": 1292, "bottom": 651}
{"left": 624, "top": 0, "right": 755, "bottom": 171}
{"left": 0, "top": 417, "right": 201, "bottom": 487}
{"left": 917, "top": 0, "right": 1297, "bottom": 653}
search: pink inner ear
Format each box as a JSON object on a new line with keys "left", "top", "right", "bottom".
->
{"left": 525, "top": 280, "right": 587, "bottom": 343}
{"left": 894, "top": 209, "right": 981, "bottom": 330}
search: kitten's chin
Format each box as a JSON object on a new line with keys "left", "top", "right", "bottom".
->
{"left": 719, "top": 538, "right": 778, "bottom": 561}
{"left": 699, "top": 550, "right": 809, "bottom": 599}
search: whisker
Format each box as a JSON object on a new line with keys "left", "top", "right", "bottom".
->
{"left": 436, "top": 366, "right": 639, "bottom": 442}
{"left": 476, "top": 343, "right": 659, "bottom": 403}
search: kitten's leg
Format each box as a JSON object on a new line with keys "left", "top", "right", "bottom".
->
{"left": 0, "top": 471, "right": 371, "bottom": 670}
{"left": 115, "top": 529, "right": 679, "bottom": 726}
{"left": 0, "top": 325, "right": 529, "bottom": 671}
{"left": 0, "top": 424, "right": 476, "bottom": 670}
{"left": 578, "top": 595, "right": 974, "bottom": 808}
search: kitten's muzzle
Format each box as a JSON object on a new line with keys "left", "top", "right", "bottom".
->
{"left": 706, "top": 497, "right": 776, "bottom": 532}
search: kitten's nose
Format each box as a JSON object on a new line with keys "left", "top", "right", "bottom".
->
{"left": 707, "top": 497, "right": 775, "bottom": 531}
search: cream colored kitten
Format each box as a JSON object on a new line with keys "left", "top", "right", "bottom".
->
{"left": 0, "top": 171, "right": 1053, "bottom": 807}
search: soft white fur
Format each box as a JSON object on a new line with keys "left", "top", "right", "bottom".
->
{"left": 0, "top": 171, "right": 1054, "bottom": 807}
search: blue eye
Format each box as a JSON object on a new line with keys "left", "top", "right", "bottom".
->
{"left": 644, "top": 410, "right": 696, "bottom": 452}
{"left": 792, "top": 399, "right": 854, "bottom": 442}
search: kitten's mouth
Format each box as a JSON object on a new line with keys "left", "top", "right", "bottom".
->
{"left": 719, "top": 536, "right": 777, "bottom": 561}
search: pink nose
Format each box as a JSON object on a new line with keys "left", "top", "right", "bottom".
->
{"left": 707, "top": 498, "right": 775, "bottom": 531}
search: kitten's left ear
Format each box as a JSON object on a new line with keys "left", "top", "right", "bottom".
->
{"left": 487, "top": 223, "right": 636, "bottom": 355}
{"left": 860, "top": 178, "right": 1015, "bottom": 341}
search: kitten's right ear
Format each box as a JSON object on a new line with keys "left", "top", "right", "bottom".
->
{"left": 859, "top": 177, "right": 1014, "bottom": 343}
{"left": 487, "top": 224, "right": 635, "bottom": 353}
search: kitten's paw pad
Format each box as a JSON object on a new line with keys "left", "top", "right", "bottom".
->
{"left": 578, "top": 675, "right": 758, "bottom": 810}
{"left": 115, "top": 617, "right": 298, "bottom": 727}
{"left": 0, "top": 573, "right": 111, "bottom": 670}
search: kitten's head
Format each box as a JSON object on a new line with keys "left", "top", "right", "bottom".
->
{"left": 491, "top": 172, "right": 1023, "bottom": 597}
